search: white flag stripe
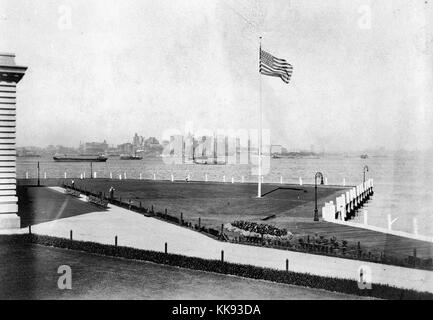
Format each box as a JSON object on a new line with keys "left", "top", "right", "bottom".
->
{"left": 259, "top": 48, "right": 293, "bottom": 84}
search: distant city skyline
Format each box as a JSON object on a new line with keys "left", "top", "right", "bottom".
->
{"left": 17, "top": 133, "right": 426, "bottom": 155}
{"left": 2, "top": 0, "right": 432, "bottom": 152}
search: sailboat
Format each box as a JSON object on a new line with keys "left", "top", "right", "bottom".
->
{"left": 185, "top": 135, "right": 225, "bottom": 165}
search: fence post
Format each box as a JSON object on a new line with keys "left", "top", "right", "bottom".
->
{"left": 70, "top": 230, "right": 73, "bottom": 241}
{"left": 37, "top": 162, "right": 40, "bottom": 186}
{"left": 198, "top": 217, "right": 201, "bottom": 229}
{"left": 165, "top": 242, "right": 168, "bottom": 254}
{"left": 115, "top": 235, "right": 118, "bottom": 246}
{"left": 180, "top": 212, "right": 183, "bottom": 224}
{"left": 286, "top": 259, "right": 289, "bottom": 271}
{"left": 28, "top": 225, "right": 31, "bottom": 234}
{"left": 221, "top": 250, "right": 224, "bottom": 263}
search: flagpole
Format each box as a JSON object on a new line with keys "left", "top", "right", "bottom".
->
{"left": 258, "top": 36, "right": 262, "bottom": 198}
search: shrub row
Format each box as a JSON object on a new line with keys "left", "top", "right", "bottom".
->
{"left": 1, "top": 234, "right": 432, "bottom": 300}
{"left": 232, "top": 220, "right": 289, "bottom": 237}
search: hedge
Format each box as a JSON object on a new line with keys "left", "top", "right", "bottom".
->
{"left": 1, "top": 234, "right": 432, "bottom": 300}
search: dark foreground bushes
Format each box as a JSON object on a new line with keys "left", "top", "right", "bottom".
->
{"left": 1, "top": 234, "right": 432, "bottom": 300}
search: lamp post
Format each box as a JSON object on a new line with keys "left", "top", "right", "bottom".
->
{"left": 363, "top": 165, "right": 369, "bottom": 183}
{"left": 314, "top": 172, "right": 324, "bottom": 222}
{"left": 37, "top": 162, "right": 40, "bottom": 187}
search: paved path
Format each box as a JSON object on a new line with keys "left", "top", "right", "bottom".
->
{"left": 6, "top": 187, "right": 433, "bottom": 294}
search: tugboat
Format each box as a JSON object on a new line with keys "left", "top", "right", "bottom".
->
{"left": 119, "top": 154, "right": 143, "bottom": 160}
{"left": 119, "top": 149, "right": 143, "bottom": 160}
{"left": 53, "top": 154, "right": 108, "bottom": 162}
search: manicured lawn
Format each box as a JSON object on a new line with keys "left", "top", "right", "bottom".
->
{"left": 63, "top": 179, "right": 345, "bottom": 229}
{"left": 0, "top": 241, "right": 367, "bottom": 300}
{"left": 17, "top": 186, "right": 107, "bottom": 228}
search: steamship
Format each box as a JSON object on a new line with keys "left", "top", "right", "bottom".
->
{"left": 53, "top": 154, "right": 108, "bottom": 162}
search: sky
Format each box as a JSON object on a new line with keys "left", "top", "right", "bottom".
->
{"left": 1, "top": 0, "right": 432, "bottom": 151}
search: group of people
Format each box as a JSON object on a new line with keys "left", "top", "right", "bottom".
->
{"left": 232, "top": 220, "right": 288, "bottom": 237}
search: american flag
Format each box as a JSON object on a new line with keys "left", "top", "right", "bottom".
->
{"left": 259, "top": 48, "right": 293, "bottom": 84}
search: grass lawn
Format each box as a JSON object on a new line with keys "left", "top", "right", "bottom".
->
{"left": 64, "top": 179, "right": 345, "bottom": 230}
{"left": 0, "top": 241, "right": 368, "bottom": 300}
{"left": 17, "top": 186, "right": 107, "bottom": 228}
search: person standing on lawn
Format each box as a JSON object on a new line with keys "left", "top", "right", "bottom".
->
{"left": 109, "top": 186, "right": 115, "bottom": 200}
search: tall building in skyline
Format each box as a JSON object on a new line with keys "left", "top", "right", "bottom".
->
{"left": 79, "top": 140, "right": 108, "bottom": 155}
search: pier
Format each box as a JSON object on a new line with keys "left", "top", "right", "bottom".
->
{"left": 322, "top": 179, "right": 374, "bottom": 221}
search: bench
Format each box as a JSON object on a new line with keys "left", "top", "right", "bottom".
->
{"left": 261, "top": 214, "right": 276, "bottom": 221}
{"left": 65, "top": 188, "right": 82, "bottom": 198}
{"left": 87, "top": 195, "right": 109, "bottom": 208}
